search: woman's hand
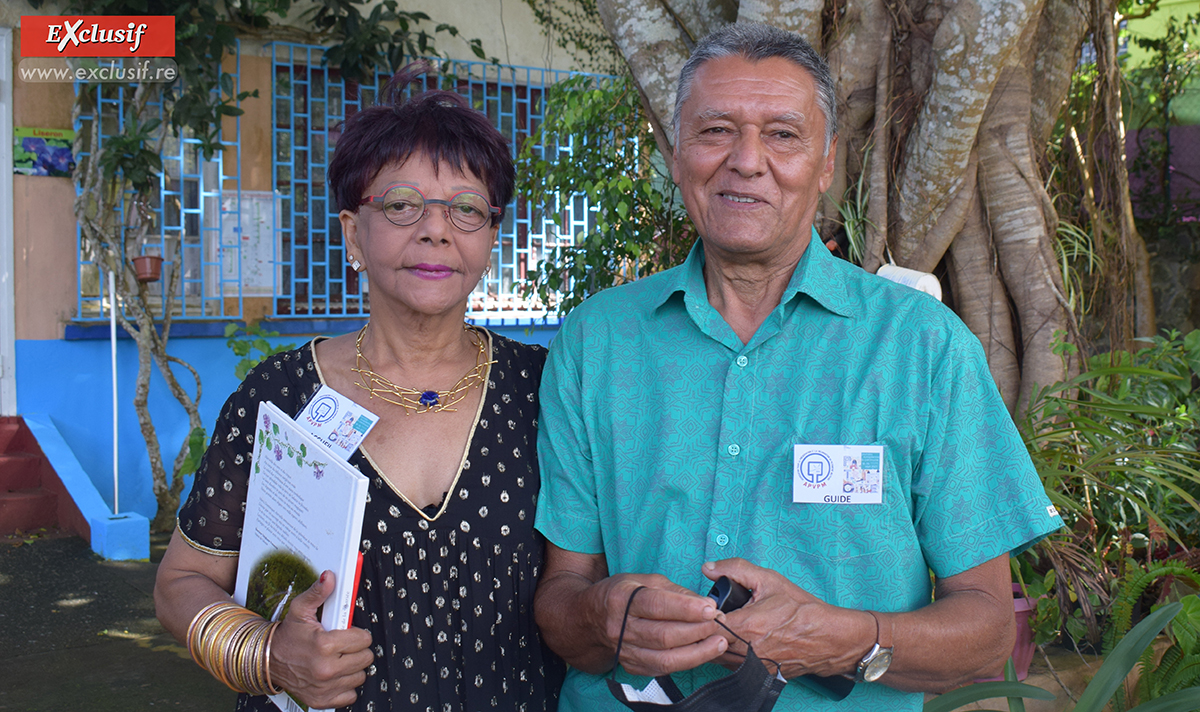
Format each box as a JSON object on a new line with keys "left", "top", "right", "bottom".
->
{"left": 269, "top": 572, "right": 375, "bottom": 709}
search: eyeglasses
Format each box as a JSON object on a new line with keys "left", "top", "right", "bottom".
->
{"left": 359, "top": 183, "right": 500, "bottom": 233}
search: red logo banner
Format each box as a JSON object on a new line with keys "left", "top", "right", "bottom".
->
{"left": 20, "top": 16, "right": 175, "bottom": 57}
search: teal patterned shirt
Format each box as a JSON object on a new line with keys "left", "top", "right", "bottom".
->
{"left": 535, "top": 235, "right": 1063, "bottom": 711}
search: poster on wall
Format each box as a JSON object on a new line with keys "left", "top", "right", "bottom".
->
{"left": 219, "top": 191, "right": 280, "bottom": 297}
{"left": 14, "top": 128, "right": 76, "bottom": 177}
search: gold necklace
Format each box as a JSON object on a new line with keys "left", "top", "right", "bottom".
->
{"left": 351, "top": 323, "right": 494, "bottom": 415}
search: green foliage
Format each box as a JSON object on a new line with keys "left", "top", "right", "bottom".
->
{"left": 96, "top": 117, "right": 164, "bottom": 195}
{"left": 518, "top": 0, "right": 622, "bottom": 73}
{"left": 178, "top": 426, "right": 208, "bottom": 476}
{"left": 1074, "top": 601, "right": 1188, "bottom": 712}
{"left": 1124, "top": 13, "right": 1200, "bottom": 232}
{"left": 1137, "top": 595, "right": 1200, "bottom": 701}
{"left": 1013, "top": 559, "right": 1080, "bottom": 647}
{"left": 1021, "top": 333, "right": 1200, "bottom": 551}
{"left": 56, "top": 0, "right": 488, "bottom": 162}
{"left": 516, "top": 75, "right": 694, "bottom": 315}
{"left": 922, "top": 679, "right": 1054, "bottom": 712}
{"left": 1125, "top": 13, "right": 1199, "bottom": 130}
{"left": 1053, "top": 219, "right": 1101, "bottom": 321}
{"left": 926, "top": 601, "right": 1200, "bottom": 712}
{"left": 311, "top": 1, "right": 488, "bottom": 84}
{"left": 835, "top": 146, "right": 873, "bottom": 265}
{"left": 60, "top": 0, "right": 261, "bottom": 160}
{"left": 1016, "top": 331, "right": 1200, "bottom": 648}
{"left": 225, "top": 323, "right": 297, "bottom": 381}
{"left": 1105, "top": 562, "right": 1200, "bottom": 654}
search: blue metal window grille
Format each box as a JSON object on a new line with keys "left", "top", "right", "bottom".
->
{"left": 75, "top": 52, "right": 245, "bottom": 321}
{"left": 270, "top": 44, "right": 610, "bottom": 325}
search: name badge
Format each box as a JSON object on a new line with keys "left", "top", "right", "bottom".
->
{"left": 295, "top": 385, "right": 379, "bottom": 461}
{"left": 792, "top": 444, "right": 884, "bottom": 504}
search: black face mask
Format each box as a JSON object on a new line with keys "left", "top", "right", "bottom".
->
{"left": 606, "top": 587, "right": 786, "bottom": 712}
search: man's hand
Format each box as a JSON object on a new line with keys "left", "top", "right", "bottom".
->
{"left": 269, "top": 571, "right": 374, "bottom": 709}
{"left": 703, "top": 553, "right": 1016, "bottom": 692}
{"left": 592, "top": 573, "right": 729, "bottom": 677}
{"left": 534, "top": 544, "right": 728, "bottom": 676}
{"left": 702, "top": 559, "right": 874, "bottom": 679}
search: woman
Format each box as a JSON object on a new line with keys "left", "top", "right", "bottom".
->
{"left": 155, "top": 64, "right": 565, "bottom": 711}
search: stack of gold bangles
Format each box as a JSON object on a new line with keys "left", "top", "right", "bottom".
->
{"left": 187, "top": 601, "right": 284, "bottom": 697}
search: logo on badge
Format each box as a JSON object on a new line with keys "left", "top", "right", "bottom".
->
{"left": 306, "top": 395, "right": 339, "bottom": 426}
{"left": 795, "top": 451, "right": 834, "bottom": 489}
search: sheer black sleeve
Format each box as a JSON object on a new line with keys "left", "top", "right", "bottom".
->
{"left": 176, "top": 343, "right": 322, "bottom": 555}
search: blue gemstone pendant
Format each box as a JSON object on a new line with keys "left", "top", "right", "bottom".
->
{"left": 418, "top": 390, "right": 440, "bottom": 407}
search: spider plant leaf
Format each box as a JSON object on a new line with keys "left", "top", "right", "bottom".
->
{"left": 1005, "top": 658, "right": 1028, "bottom": 712}
{"left": 923, "top": 682, "right": 1054, "bottom": 712}
{"left": 1072, "top": 602, "right": 1183, "bottom": 712}
{"left": 1124, "top": 686, "right": 1200, "bottom": 712}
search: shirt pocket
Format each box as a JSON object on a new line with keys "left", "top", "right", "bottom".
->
{"left": 773, "top": 440, "right": 909, "bottom": 558}
{"left": 774, "top": 496, "right": 910, "bottom": 562}
{"left": 774, "top": 495, "right": 921, "bottom": 608}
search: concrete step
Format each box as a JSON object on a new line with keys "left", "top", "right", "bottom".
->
{"left": 0, "top": 453, "right": 45, "bottom": 490}
{"left": 0, "top": 417, "right": 39, "bottom": 455}
{"left": 0, "top": 489, "right": 60, "bottom": 535}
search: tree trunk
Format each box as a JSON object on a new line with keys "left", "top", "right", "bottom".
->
{"left": 737, "top": 0, "right": 821, "bottom": 46}
{"left": 978, "top": 65, "right": 1068, "bottom": 409}
{"left": 73, "top": 83, "right": 205, "bottom": 533}
{"left": 1092, "top": 0, "right": 1155, "bottom": 342}
{"left": 824, "top": 0, "right": 891, "bottom": 247}
{"left": 595, "top": 0, "right": 693, "bottom": 140}
{"left": 587, "top": 0, "right": 1150, "bottom": 400}
{"left": 894, "top": 0, "right": 1042, "bottom": 257}
{"left": 947, "top": 189, "right": 1021, "bottom": 413}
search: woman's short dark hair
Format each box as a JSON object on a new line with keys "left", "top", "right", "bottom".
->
{"left": 328, "top": 62, "right": 514, "bottom": 225}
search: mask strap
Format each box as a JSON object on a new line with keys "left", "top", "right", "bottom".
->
{"left": 610, "top": 586, "right": 783, "bottom": 678}
{"left": 611, "top": 585, "right": 648, "bottom": 678}
{"left": 713, "top": 615, "right": 784, "bottom": 676}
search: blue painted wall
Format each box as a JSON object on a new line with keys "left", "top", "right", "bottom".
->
{"left": 15, "top": 324, "right": 558, "bottom": 522}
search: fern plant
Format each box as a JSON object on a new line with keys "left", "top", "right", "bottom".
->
{"left": 1131, "top": 595, "right": 1200, "bottom": 708}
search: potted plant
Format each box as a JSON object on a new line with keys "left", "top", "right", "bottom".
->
{"left": 132, "top": 253, "right": 163, "bottom": 283}
{"left": 977, "top": 583, "right": 1040, "bottom": 682}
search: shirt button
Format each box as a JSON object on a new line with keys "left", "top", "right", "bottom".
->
{"left": 727, "top": 444, "right": 740, "bottom": 456}
{"left": 736, "top": 355, "right": 748, "bottom": 368}
{"left": 716, "top": 533, "right": 730, "bottom": 546}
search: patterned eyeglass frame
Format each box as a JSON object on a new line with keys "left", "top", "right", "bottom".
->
{"left": 359, "top": 183, "right": 501, "bottom": 233}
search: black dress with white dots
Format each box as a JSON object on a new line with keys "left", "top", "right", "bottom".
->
{"left": 177, "top": 332, "right": 565, "bottom": 712}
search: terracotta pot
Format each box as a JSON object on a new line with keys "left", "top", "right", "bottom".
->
{"left": 132, "top": 255, "right": 163, "bottom": 283}
{"left": 976, "top": 583, "right": 1038, "bottom": 681}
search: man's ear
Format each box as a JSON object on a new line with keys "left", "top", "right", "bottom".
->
{"left": 819, "top": 135, "right": 839, "bottom": 194}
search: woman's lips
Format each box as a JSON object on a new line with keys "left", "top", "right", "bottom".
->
{"left": 409, "top": 263, "right": 455, "bottom": 279}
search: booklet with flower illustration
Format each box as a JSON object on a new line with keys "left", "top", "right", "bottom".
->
{"left": 233, "top": 400, "right": 370, "bottom": 712}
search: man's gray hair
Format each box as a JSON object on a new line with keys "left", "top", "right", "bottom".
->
{"left": 672, "top": 23, "right": 838, "bottom": 154}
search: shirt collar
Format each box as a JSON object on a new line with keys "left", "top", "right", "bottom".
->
{"left": 651, "top": 228, "right": 855, "bottom": 319}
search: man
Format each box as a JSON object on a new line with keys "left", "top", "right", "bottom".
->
{"left": 533, "top": 22, "right": 1062, "bottom": 711}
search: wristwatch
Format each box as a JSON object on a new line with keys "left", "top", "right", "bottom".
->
{"left": 853, "top": 611, "right": 894, "bottom": 683}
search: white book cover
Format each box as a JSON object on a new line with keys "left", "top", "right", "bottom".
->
{"left": 234, "top": 400, "right": 369, "bottom": 712}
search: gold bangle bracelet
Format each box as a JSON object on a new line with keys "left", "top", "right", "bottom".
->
{"left": 263, "top": 621, "right": 284, "bottom": 695}
{"left": 185, "top": 601, "right": 279, "bottom": 696}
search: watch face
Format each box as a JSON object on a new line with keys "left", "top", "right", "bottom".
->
{"left": 863, "top": 650, "right": 893, "bottom": 682}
